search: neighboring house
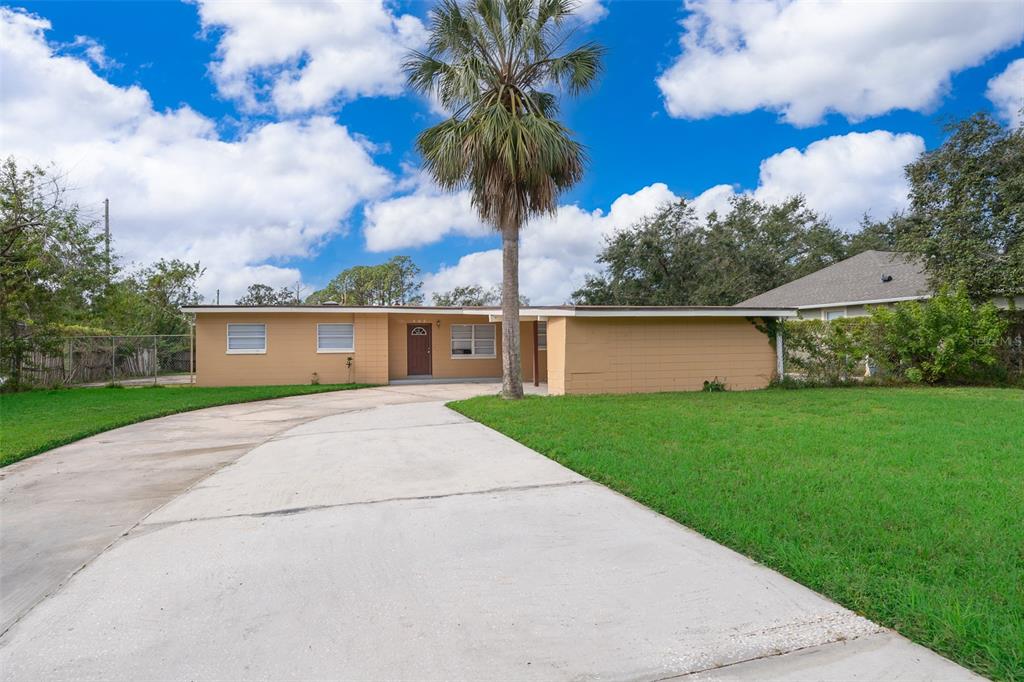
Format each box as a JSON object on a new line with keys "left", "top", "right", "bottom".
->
{"left": 737, "top": 251, "right": 930, "bottom": 320}
{"left": 181, "top": 304, "right": 796, "bottom": 395}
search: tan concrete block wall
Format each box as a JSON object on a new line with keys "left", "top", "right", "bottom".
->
{"left": 546, "top": 318, "right": 567, "bottom": 395}
{"left": 559, "top": 317, "right": 774, "bottom": 394}
{"left": 352, "top": 313, "right": 390, "bottom": 384}
{"left": 194, "top": 313, "right": 388, "bottom": 387}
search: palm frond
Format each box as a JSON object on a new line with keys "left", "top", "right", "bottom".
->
{"left": 542, "top": 42, "right": 605, "bottom": 95}
{"left": 408, "top": 0, "right": 602, "bottom": 231}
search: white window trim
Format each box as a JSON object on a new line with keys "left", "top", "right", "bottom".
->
{"left": 823, "top": 308, "right": 848, "bottom": 321}
{"left": 316, "top": 322, "right": 355, "bottom": 354}
{"left": 450, "top": 323, "right": 497, "bottom": 359}
{"left": 226, "top": 323, "right": 267, "bottom": 355}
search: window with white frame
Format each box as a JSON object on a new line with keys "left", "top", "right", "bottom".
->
{"left": 451, "top": 324, "right": 496, "bottom": 357}
{"left": 227, "top": 323, "right": 266, "bottom": 354}
{"left": 825, "top": 310, "right": 847, "bottom": 321}
{"left": 317, "top": 323, "right": 354, "bottom": 352}
{"left": 537, "top": 321, "right": 547, "bottom": 350}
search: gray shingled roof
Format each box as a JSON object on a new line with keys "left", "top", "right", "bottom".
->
{"left": 737, "top": 251, "right": 930, "bottom": 308}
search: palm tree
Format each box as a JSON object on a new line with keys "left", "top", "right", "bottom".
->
{"left": 405, "top": 0, "right": 603, "bottom": 399}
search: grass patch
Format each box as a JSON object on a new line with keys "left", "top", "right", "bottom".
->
{"left": 1, "top": 383, "right": 371, "bottom": 467}
{"left": 451, "top": 387, "right": 1024, "bottom": 681}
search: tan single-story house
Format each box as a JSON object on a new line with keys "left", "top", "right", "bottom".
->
{"left": 181, "top": 304, "right": 796, "bottom": 395}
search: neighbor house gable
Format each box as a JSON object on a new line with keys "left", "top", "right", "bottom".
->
{"left": 737, "top": 251, "right": 930, "bottom": 314}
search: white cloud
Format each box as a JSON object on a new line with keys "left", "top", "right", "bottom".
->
{"left": 416, "top": 131, "right": 920, "bottom": 303}
{"left": 751, "top": 131, "right": 923, "bottom": 228}
{"left": 196, "top": 0, "right": 607, "bottom": 115}
{"left": 688, "top": 183, "right": 735, "bottom": 219}
{"left": 363, "top": 174, "right": 490, "bottom": 252}
{"left": 64, "top": 35, "right": 120, "bottom": 69}
{"left": 657, "top": 0, "right": 1024, "bottom": 126}
{"left": 422, "top": 183, "right": 680, "bottom": 304}
{"left": 692, "top": 131, "right": 923, "bottom": 229}
{"left": 987, "top": 58, "right": 1024, "bottom": 128}
{"left": 195, "top": 0, "right": 427, "bottom": 113}
{"left": 0, "top": 8, "right": 392, "bottom": 302}
{"left": 574, "top": 0, "right": 609, "bottom": 25}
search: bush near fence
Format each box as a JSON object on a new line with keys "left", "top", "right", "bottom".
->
{"left": 782, "top": 285, "right": 1018, "bottom": 386}
{"left": 783, "top": 318, "right": 867, "bottom": 385}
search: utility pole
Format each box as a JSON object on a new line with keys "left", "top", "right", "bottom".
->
{"left": 293, "top": 281, "right": 306, "bottom": 304}
{"left": 103, "top": 198, "right": 111, "bottom": 281}
{"left": 216, "top": 289, "right": 220, "bottom": 305}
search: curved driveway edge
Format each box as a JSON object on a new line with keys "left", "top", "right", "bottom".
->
{"left": 0, "top": 383, "right": 500, "bottom": 635}
{"left": 1, "top": 388, "right": 978, "bottom": 680}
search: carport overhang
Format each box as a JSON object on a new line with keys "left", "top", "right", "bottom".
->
{"left": 486, "top": 306, "right": 798, "bottom": 322}
{"left": 183, "top": 305, "right": 797, "bottom": 319}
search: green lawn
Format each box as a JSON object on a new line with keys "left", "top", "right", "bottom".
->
{"left": 1, "top": 383, "right": 371, "bottom": 467}
{"left": 451, "top": 387, "right": 1024, "bottom": 681}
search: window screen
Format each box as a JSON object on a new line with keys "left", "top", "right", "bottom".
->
{"left": 451, "top": 324, "right": 496, "bottom": 357}
{"left": 318, "top": 323, "right": 354, "bottom": 352}
{"left": 227, "top": 323, "right": 266, "bottom": 353}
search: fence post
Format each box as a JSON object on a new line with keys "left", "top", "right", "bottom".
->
{"left": 111, "top": 336, "right": 116, "bottom": 383}
{"left": 153, "top": 335, "right": 158, "bottom": 385}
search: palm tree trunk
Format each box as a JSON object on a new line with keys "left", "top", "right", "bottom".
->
{"left": 501, "top": 220, "right": 524, "bottom": 399}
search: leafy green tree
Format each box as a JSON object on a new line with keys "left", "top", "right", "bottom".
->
{"left": 863, "top": 284, "right": 1008, "bottom": 383}
{"left": 847, "top": 214, "right": 902, "bottom": 254}
{"left": 236, "top": 283, "right": 297, "bottom": 306}
{"left": 701, "top": 196, "right": 847, "bottom": 302}
{"left": 431, "top": 284, "right": 527, "bottom": 306}
{"left": 432, "top": 285, "right": 497, "bottom": 306}
{"left": 573, "top": 201, "right": 703, "bottom": 305}
{"left": 1, "top": 158, "right": 107, "bottom": 389}
{"left": 574, "top": 196, "right": 849, "bottom": 306}
{"left": 406, "top": 0, "right": 604, "bottom": 398}
{"left": 898, "top": 113, "right": 1023, "bottom": 301}
{"left": 307, "top": 256, "right": 423, "bottom": 305}
{"left": 97, "top": 259, "right": 204, "bottom": 336}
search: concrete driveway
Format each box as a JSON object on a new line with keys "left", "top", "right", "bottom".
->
{"left": 0, "top": 384, "right": 977, "bottom": 680}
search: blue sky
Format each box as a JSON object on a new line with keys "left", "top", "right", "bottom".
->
{"left": 3, "top": 1, "right": 1023, "bottom": 303}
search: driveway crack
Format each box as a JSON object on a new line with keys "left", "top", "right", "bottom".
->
{"left": 138, "top": 479, "right": 591, "bottom": 529}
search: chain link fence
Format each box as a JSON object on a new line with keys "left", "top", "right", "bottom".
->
{"left": 22, "top": 334, "right": 194, "bottom": 387}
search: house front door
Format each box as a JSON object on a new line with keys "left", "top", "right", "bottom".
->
{"left": 407, "top": 324, "right": 432, "bottom": 376}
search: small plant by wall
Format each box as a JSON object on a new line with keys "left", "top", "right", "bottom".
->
{"left": 702, "top": 377, "right": 726, "bottom": 392}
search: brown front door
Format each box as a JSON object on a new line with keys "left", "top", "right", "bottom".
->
{"left": 407, "top": 324, "right": 432, "bottom": 376}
